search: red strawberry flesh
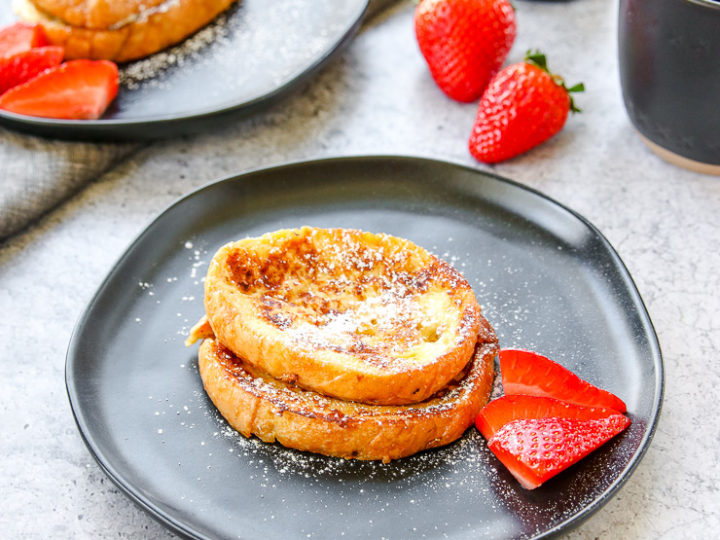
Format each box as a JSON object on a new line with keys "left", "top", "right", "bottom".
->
{"left": 499, "top": 349, "right": 627, "bottom": 413}
{"left": 0, "top": 46, "right": 64, "bottom": 95}
{"left": 0, "top": 59, "right": 119, "bottom": 120}
{"left": 488, "top": 415, "right": 631, "bottom": 489}
{"left": 476, "top": 394, "right": 620, "bottom": 440}
{"left": 0, "top": 23, "right": 48, "bottom": 58}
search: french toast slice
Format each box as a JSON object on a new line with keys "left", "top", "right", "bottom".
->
{"left": 28, "top": 0, "right": 169, "bottom": 30}
{"left": 204, "top": 227, "right": 484, "bottom": 405}
{"left": 14, "top": 0, "right": 237, "bottom": 61}
{"left": 196, "top": 318, "right": 497, "bottom": 462}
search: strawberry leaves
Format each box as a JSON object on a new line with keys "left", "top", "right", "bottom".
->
{"left": 525, "top": 50, "right": 585, "bottom": 113}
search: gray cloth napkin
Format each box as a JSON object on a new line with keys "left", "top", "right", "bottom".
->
{"left": 0, "top": 0, "right": 398, "bottom": 241}
{"left": 0, "top": 131, "right": 139, "bottom": 239}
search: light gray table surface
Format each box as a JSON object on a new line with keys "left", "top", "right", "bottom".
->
{"left": 2, "top": 0, "right": 718, "bottom": 538}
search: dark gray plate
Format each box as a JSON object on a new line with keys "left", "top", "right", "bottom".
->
{"left": 66, "top": 156, "right": 663, "bottom": 539}
{"left": 0, "top": 0, "right": 368, "bottom": 140}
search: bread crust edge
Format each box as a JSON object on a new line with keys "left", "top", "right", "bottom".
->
{"left": 14, "top": 0, "right": 237, "bottom": 62}
{"left": 198, "top": 326, "right": 497, "bottom": 462}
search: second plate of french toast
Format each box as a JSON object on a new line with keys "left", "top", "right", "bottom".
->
{"left": 0, "top": 0, "right": 368, "bottom": 138}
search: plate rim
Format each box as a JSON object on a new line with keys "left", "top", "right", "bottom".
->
{"left": 66, "top": 154, "right": 664, "bottom": 539}
{"left": 0, "top": 0, "right": 369, "bottom": 138}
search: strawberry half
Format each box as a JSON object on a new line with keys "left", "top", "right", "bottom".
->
{"left": 0, "top": 59, "right": 119, "bottom": 120}
{"left": 414, "top": 0, "right": 516, "bottom": 103}
{"left": 0, "top": 23, "right": 48, "bottom": 58}
{"left": 476, "top": 395, "right": 620, "bottom": 440}
{"left": 499, "top": 349, "right": 627, "bottom": 413}
{"left": 488, "top": 415, "right": 631, "bottom": 489}
{"left": 0, "top": 46, "right": 64, "bottom": 95}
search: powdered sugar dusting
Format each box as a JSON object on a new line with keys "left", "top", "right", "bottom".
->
{"left": 109, "top": 0, "right": 182, "bottom": 30}
{"left": 186, "top": 397, "right": 630, "bottom": 539}
{"left": 157, "top": 349, "right": 628, "bottom": 540}
{"left": 120, "top": 11, "right": 232, "bottom": 89}
{"left": 213, "top": 411, "right": 496, "bottom": 482}
{"left": 216, "top": 227, "right": 479, "bottom": 372}
{"left": 114, "top": 0, "right": 359, "bottom": 116}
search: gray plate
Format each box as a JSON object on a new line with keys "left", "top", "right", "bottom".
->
{"left": 66, "top": 156, "right": 663, "bottom": 539}
{"left": 0, "top": 0, "right": 368, "bottom": 140}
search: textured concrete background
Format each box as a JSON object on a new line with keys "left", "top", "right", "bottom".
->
{"left": 1, "top": 0, "right": 718, "bottom": 538}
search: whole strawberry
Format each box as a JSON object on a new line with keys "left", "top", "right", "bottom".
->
{"left": 469, "top": 52, "right": 584, "bottom": 163}
{"left": 414, "top": 0, "right": 516, "bottom": 103}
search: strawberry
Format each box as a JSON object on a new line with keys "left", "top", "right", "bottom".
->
{"left": 414, "top": 0, "right": 516, "bottom": 103}
{"left": 468, "top": 51, "right": 584, "bottom": 163}
{"left": 0, "top": 46, "right": 64, "bottom": 94}
{"left": 487, "top": 415, "right": 630, "bottom": 489}
{"left": 0, "top": 23, "right": 48, "bottom": 58}
{"left": 476, "top": 395, "right": 619, "bottom": 440}
{"left": 499, "top": 349, "right": 627, "bottom": 413}
{"left": 0, "top": 59, "right": 119, "bottom": 120}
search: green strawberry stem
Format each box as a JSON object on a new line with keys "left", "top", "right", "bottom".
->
{"left": 525, "top": 50, "right": 584, "bottom": 113}
{"left": 525, "top": 51, "right": 549, "bottom": 71}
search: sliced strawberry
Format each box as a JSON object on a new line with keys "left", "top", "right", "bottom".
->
{"left": 476, "top": 395, "right": 619, "bottom": 440}
{"left": 0, "top": 60, "right": 119, "bottom": 120}
{"left": 0, "top": 46, "right": 64, "bottom": 94}
{"left": 0, "top": 23, "right": 48, "bottom": 58}
{"left": 499, "top": 349, "right": 627, "bottom": 413}
{"left": 488, "top": 414, "right": 631, "bottom": 489}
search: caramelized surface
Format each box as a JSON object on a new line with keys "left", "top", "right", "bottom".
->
{"left": 204, "top": 228, "right": 484, "bottom": 404}
{"left": 223, "top": 228, "right": 472, "bottom": 366}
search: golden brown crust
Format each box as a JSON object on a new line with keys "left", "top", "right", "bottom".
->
{"left": 185, "top": 314, "right": 213, "bottom": 347}
{"left": 30, "top": 0, "right": 169, "bottom": 30}
{"left": 198, "top": 321, "right": 497, "bottom": 462}
{"left": 14, "top": 0, "right": 237, "bottom": 62}
{"left": 204, "top": 227, "right": 483, "bottom": 405}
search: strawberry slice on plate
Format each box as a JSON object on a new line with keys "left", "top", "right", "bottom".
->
{"left": 476, "top": 394, "right": 620, "bottom": 440}
{"left": 0, "top": 59, "right": 119, "bottom": 120}
{"left": 0, "top": 22, "right": 48, "bottom": 58}
{"left": 488, "top": 414, "right": 631, "bottom": 489}
{"left": 499, "top": 349, "right": 627, "bottom": 413}
{"left": 0, "top": 46, "right": 64, "bottom": 94}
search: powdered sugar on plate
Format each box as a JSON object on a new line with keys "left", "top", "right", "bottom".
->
{"left": 116, "top": 0, "right": 360, "bottom": 114}
{"left": 120, "top": 10, "right": 233, "bottom": 90}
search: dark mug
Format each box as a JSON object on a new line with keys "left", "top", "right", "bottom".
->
{"left": 618, "top": 0, "right": 720, "bottom": 174}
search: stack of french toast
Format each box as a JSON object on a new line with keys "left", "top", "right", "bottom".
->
{"left": 13, "top": 0, "right": 238, "bottom": 61}
{"left": 187, "top": 227, "right": 498, "bottom": 462}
